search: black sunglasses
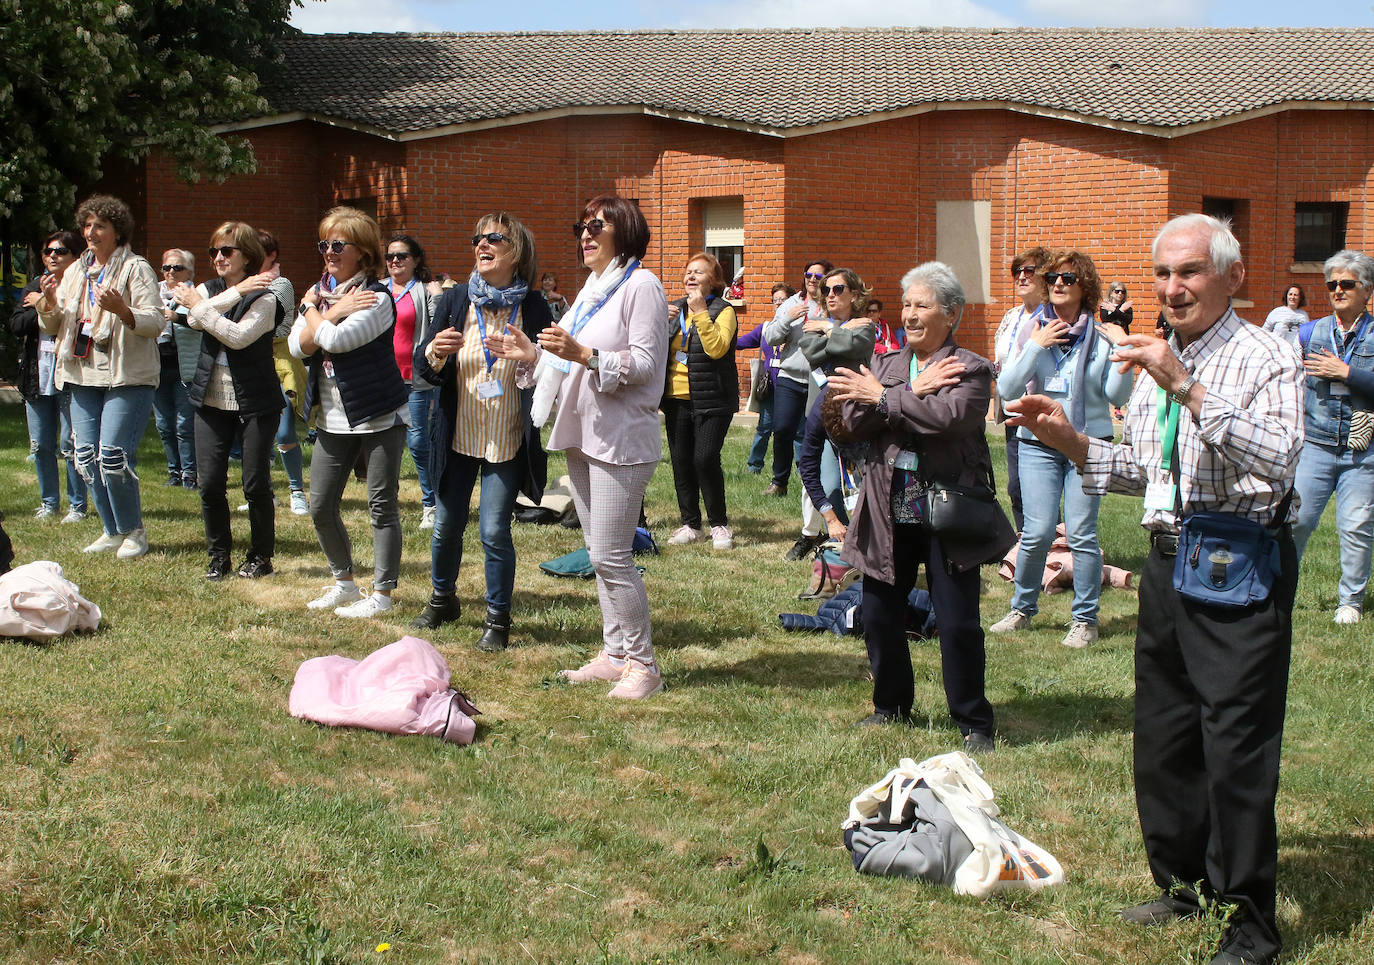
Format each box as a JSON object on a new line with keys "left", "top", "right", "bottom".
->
{"left": 160, "top": 264, "right": 187, "bottom": 273}
{"left": 1044, "top": 271, "right": 1080, "bottom": 286}
{"left": 1012, "top": 266, "right": 1037, "bottom": 279}
{"left": 472, "top": 232, "right": 510, "bottom": 246}
{"left": 572, "top": 219, "right": 606, "bottom": 238}
{"left": 43, "top": 246, "right": 70, "bottom": 257}
{"left": 208, "top": 245, "right": 239, "bottom": 259}
{"left": 316, "top": 240, "right": 353, "bottom": 255}
{"left": 385, "top": 251, "right": 413, "bottom": 262}
{"left": 821, "top": 283, "right": 848, "bottom": 296}
{"left": 1328, "top": 279, "right": 1361, "bottom": 292}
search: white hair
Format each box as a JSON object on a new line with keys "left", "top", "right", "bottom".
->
{"left": 1324, "top": 250, "right": 1374, "bottom": 291}
{"left": 162, "top": 248, "right": 195, "bottom": 273}
{"left": 900, "top": 261, "right": 966, "bottom": 331}
{"left": 1152, "top": 214, "right": 1241, "bottom": 274}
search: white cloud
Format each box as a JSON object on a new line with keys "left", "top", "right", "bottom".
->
{"left": 1022, "top": 0, "right": 1209, "bottom": 27}
{"left": 688, "top": 0, "right": 1017, "bottom": 30}
{"left": 289, "top": 0, "right": 440, "bottom": 34}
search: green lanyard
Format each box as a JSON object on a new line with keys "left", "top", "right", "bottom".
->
{"left": 908, "top": 354, "right": 923, "bottom": 386}
{"left": 1156, "top": 385, "right": 1181, "bottom": 483}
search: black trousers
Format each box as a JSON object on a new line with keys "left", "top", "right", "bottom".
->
{"left": 195, "top": 405, "right": 277, "bottom": 563}
{"left": 769, "top": 376, "right": 809, "bottom": 487}
{"left": 662, "top": 398, "right": 731, "bottom": 529}
{"left": 861, "top": 523, "right": 994, "bottom": 736}
{"left": 1134, "top": 535, "right": 1296, "bottom": 962}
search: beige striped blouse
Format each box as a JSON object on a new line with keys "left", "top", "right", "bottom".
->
{"left": 452, "top": 303, "right": 522, "bottom": 462}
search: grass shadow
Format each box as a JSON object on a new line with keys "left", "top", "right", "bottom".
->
{"left": 1282, "top": 830, "right": 1374, "bottom": 953}
{"left": 671, "top": 647, "right": 868, "bottom": 691}
{"left": 994, "top": 690, "right": 1133, "bottom": 744}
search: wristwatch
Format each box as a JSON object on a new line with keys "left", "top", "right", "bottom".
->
{"left": 1171, "top": 375, "right": 1198, "bottom": 407}
{"left": 586, "top": 348, "right": 600, "bottom": 371}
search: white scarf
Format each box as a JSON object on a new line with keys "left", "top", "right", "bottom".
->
{"left": 530, "top": 256, "right": 634, "bottom": 428}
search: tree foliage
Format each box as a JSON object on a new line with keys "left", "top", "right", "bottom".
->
{"left": 0, "top": 0, "right": 302, "bottom": 243}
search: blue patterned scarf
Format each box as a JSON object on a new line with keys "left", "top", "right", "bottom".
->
{"left": 467, "top": 270, "right": 528, "bottom": 309}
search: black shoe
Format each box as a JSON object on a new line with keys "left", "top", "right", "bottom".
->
{"left": 763, "top": 482, "right": 787, "bottom": 497}
{"left": 411, "top": 593, "right": 461, "bottom": 630}
{"left": 475, "top": 608, "right": 511, "bottom": 652}
{"left": 856, "top": 710, "right": 913, "bottom": 728}
{"left": 784, "top": 534, "right": 821, "bottom": 562}
{"left": 237, "top": 555, "right": 273, "bottom": 579}
{"left": 182, "top": 475, "right": 198, "bottom": 490}
{"left": 963, "top": 732, "right": 995, "bottom": 755}
{"left": 205, "top": 556, "right": 233, "bottom": 581}
{"left": 165, "top": 472, "right": 182, "bottom": 487}
{"left": 1119, "top": 896, "right": 1201, "bottom": 926}
{"left": 1209, "top": 922, "right": 1277, "bottom": 965}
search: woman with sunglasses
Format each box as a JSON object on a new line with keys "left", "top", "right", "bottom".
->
{"left": 411, "top": 213, "right": 552, "bottom": 651}
{"left": 487, "top": 194, "right": 669, "bottom": 699}
{"left": 384, "top": 232, "right": 440, "bottom": 530}
{"left": 992, "top": 247, "right": 1050, "bottom": 534}
{"left": 1291, "top": 250, "right": 1374, "bottom": 625}
{"left": 153, "top": 250, "right": 199, "bottom": 489}
{"left": 1098, "top": 282, "right": 1134, "bottom": 332}
{"left": 662, "top": 251, "right": 739, "bottom": 550}
{"left": 1263, "top": 284, "right": 1309, "bottom": 350}
{"left": 171, "top": 223, "right": 282, "bottom": 580}
{"left": 36, "top": 194, "right": 163, "bottom": 559}
{"left": 290, "top": 207, "right": 409, "bottom": 618}
{"left": 994, "top": 248, "right": 1133, "bottom": 649}
{"left": 738, "top": 282, "right": 792, "bottom": 474}
{"left": 762, "top": 258, "right": 833, "bottom": 501}
{"left": 11, "top": 230, "right": 89, "bottom": 522}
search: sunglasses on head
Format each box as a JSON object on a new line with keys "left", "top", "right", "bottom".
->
{"left": 43, "top": 246, "right": 70, "bottom": 257}
{"left": 804, "top": 271, "right": 826, "bottom": 281}
{"left": 472, "top": 232, "right": 510, "bottom": 247}
{"left": 1012, "top": 265, "right": 1037, "bottom": 279}
{"left": 385, "top": 251, "right": 413, "bottom": 262}
{"left": 317, "top": 240, "right": 353, "bottom": 255}
{"left": 208, "top": 245, "right": 239, "bottom": 259}
{"left": 572, "top": 219, "right": 606, "bottom": 238}
{"left": 1328, "top": 279, "right": 1361, "bottom": 292}
{"left": 821, "top": 283, "right": 848, "bottom": 296}
{"left": 1044, "top": 271, "right": 1079, "bottom": 286}
{"left": 160, "top": 264, "right": 187, "bottom": 273}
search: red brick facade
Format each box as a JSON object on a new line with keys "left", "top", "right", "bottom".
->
{"left": 105, "top": 106, "right": 1374, "bottom": 407}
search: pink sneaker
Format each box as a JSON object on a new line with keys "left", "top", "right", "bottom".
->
{"left": 560, "top": 652, "right": 627, "bottom": 683}
{"left": 607, "top": 663, "right": 664, "bottom": 700}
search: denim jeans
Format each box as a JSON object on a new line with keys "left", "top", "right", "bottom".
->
{"left": 747, "top": 392, "right": 774, "bottom": 472}
{"left": 407, "top": 387, "right": 437, "bottom": 508}
{"left": 1011, "top": 439, "right": 1104, "bottom": 623}
{"left": 1292, "top": 440, "right": 1374, "bottom": 609}
{"left": 770, "top": 376, "right": 809, "bottom": 487}
{"left": 25, "top": 392, "right": 87, "bottom": 512}
{"left": 152, "top": 351, "right": 195, "bottom": 480}
{"left": 430, "top": 453, "right": 521, "bottom": 610}
{"left": 275, "top": 402, "right": 305, "bottom": 493}
{"left": 68, "top": 384, "right": 155, "bottom": 536}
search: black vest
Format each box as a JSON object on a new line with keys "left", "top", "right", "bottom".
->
{"left": 304, "top": 280, "right": 408, "bottom": 428}
{"left": 663, "top": 296, "right": 738, "bottom": 416}
{"left": 187, "top": 282, "right": 284, "bottom": 418}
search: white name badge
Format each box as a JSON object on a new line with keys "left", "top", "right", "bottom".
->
{"left": 844, "top": 490, "right": 860, "bottom": 513}
{"left": 548, "top": 357, "right": 572, "bottom": 374}
{"left": 1330, "top": 383, "right": 1351, "bottom": 397}
{"left": 80, "top": 321, "right": 94, "bottom": 338}
{"left": 812, "top": 369, "right": 829, "bottom": 388}
{"left": 40, "top": 341, "right": 57, "bottom": 354}
{"left": 675, "top": 351, "right": 689, "bottom": 365}
{"left": 894, "top": 450, "right": 918, "bottom": 471}
{"left": 768, "top": 357, "right": 781, "bottom": 368}
{"left": 1144, "top": 481, "right": 1177, "bottom": 511}
{"left": 1045, "top": 376, "right": 1069, "bottom": 394}
{"left": 476, "top": 379, "right": 504, "bottom": 400}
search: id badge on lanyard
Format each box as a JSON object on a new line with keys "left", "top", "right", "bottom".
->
{"left": 1144, "top": 387, "right": 1181, "bottom": 512}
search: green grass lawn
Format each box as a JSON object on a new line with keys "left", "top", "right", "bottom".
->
{"left": 1, "top": 407, "right": 1371, "bottom": 964}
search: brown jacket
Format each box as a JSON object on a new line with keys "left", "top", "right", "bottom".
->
{"left": 840, "top": 338, "right": 1016, "bottom": 581}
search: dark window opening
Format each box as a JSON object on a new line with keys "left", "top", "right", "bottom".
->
{"left": 1294, "top": 202, "right": 1348, "bottom": 262}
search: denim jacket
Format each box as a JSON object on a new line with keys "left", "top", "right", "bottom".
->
{"left": 1302, "top": 312, "right": 1374, "bottom": 448}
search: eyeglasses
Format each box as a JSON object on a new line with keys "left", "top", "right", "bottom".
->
{"left": 43, "top": 246, "right": 70, "bottom": 257}
{"left": 821, "top": 283, "right": 848, "bottom": 296}
{"left": 316, "top": 240, "right": 353, "bottom": 255}
{"left": 385, "top": 252, "right": 413, "bottom": 262}
{"left": 572, "top": 219, "right": 606, "bottom": 238}
{"left": 472, "top": 232, "right": 510, "bottom": 247}
{"left": 160, "top": 264, "right": 187, "bottom": 273}
{"left": 1011, "top": 266, "right": 1037, "bottom": 279}
{"left": 804, "top": 271, "right": 826, "bottom": 281}
{"left": 1328, "top": 279, "right": 1361, "bottom": 292}
{"left": 208, "top": 245, "right": 239, "bottom": 259}
{"left": 1044, "top": 271, "right": 1080, "bottom": 286}
{"left": 865, "top": 305, "right": 881, "bottom": 314}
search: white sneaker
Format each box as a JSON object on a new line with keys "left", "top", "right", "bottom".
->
{"left": 1061, "top": 621, "right": 1099, "bottom": 649}
{"left": 307, "top": 583, "right": 362, "bottom": 610}
{"left": 239, "top": 495, "right": 278, "bottom": 512}
{"left": 116, "top": 528, "right": 149, "bottom": 559}
{"left": 289, "top": 490, "right": 309, "bottom": 516}
{"left": 989, "top": 610, "right": 1031, "bottom": 633}
{"left": 34, "top": 505, "right": 57, "bottom": 519}
{"left": 667, "top": 524, "right": 702, "bottom": 545}
{"left": 710, "top": 525, "right": 735, "bottom": 550}
{"left": 1334, "top": 605, "right": 1362, "bottom": 625}
{"left": 61, "top": 509, "right": 87, "bottom": 524}
{"left": 335, "top": 594, "right": 394, "bottom": 618}
{"left": 84, "top": 531, "right": 124, "bottom": 553}
{"left": 419, "top": 505, "right": 436, "bottom": 530}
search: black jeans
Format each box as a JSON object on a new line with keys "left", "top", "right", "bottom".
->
{"left": 769, "top": 376, "right": 809, "bottom": 487}
{"left": 662, "top": 397, "right": 732, "bottom": 529}
{"left": 195, "top": 405, "right": 277, "bottom": 562}
{"left": 1133, "top": 535, "right": 1296, "bottom": 963}
{"left": 861, "top": 523, "right": 993, "bottom": 736}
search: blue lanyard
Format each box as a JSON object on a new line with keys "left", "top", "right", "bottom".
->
{"left": 679, "top": 295, "right": 713, "bottom": 343}
{"left": 472, "top": 303, "right": 513, "bottom": 372}
{"left": 1331, "top": 313, "right": 1371, "bottom": 365}
{"left": 84, "top": 261, "right": 109, "bottom": 315}
{"left": 567, "top": 260, "right": 639, "bottom": 339}
{"left": 387, "top": 277, "right": 418, "bottom": 303}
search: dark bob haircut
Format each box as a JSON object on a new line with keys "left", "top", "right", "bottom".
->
{"left": 580, "top": 194, "right": 649, "bottom": 262}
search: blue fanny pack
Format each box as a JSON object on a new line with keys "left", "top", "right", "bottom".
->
{"left": 1172, "top": 511, "right": 1281, "bottom": 608}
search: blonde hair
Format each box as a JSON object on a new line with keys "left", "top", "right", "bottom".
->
{"left": 210, "top": 221, "right": 266, "bottom": 273}
{"left": 319, "top": 206, "right": 384, "bottom": 281}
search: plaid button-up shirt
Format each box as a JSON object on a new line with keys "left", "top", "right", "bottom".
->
{"left": 1082, "top": 308, "right": 1304, "bottom": 533}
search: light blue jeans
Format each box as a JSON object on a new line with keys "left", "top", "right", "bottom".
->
{"left": 1011, "top": 439, "right": 1103, "bottom": 623}
{"left": 1292, "top": 441, "right": 1374, "bottom": 610}
{"left": 407, "top": 387, "right": 437, "bottom": 508}
{"left": 152, "top": 356, "right": 196, "bottom": 480}
{"left": 430, "top": 454, "right": 520, "bottom": 610}
{"left": 68, "top": 384, "right": 155, "bottom": 536}
{"left": 25, "top": 392, "right": 87, "bottom": 513}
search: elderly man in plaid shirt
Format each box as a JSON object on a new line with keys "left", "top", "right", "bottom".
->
{"left": 1007, "top": 213, "right": 1303, "bottom": 965}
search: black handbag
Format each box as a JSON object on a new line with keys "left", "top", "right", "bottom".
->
{"left": 925, "top": 468, "right": 1007, "bottom": 543}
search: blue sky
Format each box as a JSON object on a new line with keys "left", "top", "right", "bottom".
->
{"left": 291, "top": 0, "right": 1370, "bottom": 33}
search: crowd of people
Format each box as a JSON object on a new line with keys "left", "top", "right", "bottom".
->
{"left": 10, "top": 192, "right": 1372, "bottom": 965}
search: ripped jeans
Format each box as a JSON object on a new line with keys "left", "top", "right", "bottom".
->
{"left": 67, "top": 384, "right": 155, "bottom": 537}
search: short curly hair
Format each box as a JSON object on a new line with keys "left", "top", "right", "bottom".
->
{"left": 1043, "top": 248, "right": 1102, "bottom": 316}
{"left": 75, "top": 194, "right": 135, "bottom": 247}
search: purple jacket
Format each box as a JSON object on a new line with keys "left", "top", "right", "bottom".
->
{"left": 737, "top": 322, "right": 779, "bottom": 386}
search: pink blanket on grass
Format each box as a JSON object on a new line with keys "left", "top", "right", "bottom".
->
{"left": 288, "top": 636, "right": 480, "bottom": 745}
{"left": 998, "top": 526, "right": 1133, "bottom": 594}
